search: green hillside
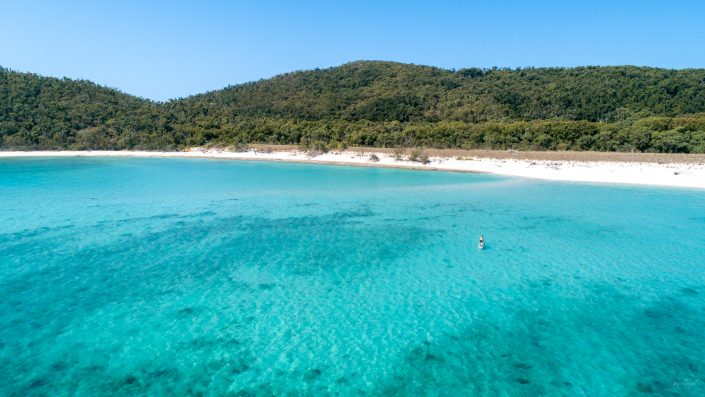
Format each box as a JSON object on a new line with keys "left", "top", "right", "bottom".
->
{"left": 2, "top": 61, "right": 705, "bottom": 152}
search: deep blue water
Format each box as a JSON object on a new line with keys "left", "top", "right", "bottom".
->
{"left": 1, "top": 157, "right": 704, "bottom": 396}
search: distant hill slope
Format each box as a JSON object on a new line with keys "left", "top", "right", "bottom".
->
{"left": 2, "top": 61, "right": 705, "bottom": 152}
{"left": 0, "top": 67, "right": 182, "bottom": 149}
{"left": 184, "top": 61, "right": 705, "bottom": 122}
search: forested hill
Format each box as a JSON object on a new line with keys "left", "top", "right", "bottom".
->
{"left": 2, "top": 61, "right": 705, "bottom": 152}
{"left": 186, "top": 61, "right": 705, "bottom": 122}
{"left": 0, "top": 68, "right": 177, "bottom": 149}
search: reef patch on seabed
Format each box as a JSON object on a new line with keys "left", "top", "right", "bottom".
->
{"left": 374, "top": 282, "right": 705, "bottom": 396}
{"left": 0, "top": 207, "right": 440, "bottom": 395}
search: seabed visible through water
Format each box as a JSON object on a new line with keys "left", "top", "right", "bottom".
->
{"left": 1, "top": 157, "right": 704, "bottom": 395}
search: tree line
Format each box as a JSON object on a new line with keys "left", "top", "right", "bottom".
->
{"left": 2, "top": 61, "right": 705, "bottom": 152}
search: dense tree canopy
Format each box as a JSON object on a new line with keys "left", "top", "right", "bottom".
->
{"left": 2, "top": 61, "right": 705, "bottom": 152}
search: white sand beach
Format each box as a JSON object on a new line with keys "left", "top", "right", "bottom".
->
{"left": 2, "top": 148, "right": 705, "bottom": 189}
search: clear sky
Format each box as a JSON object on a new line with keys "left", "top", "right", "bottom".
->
{"left": 2, "top": 0, "right": 704, "bottom": 101}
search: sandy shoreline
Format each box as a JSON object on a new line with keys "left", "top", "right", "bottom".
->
{"left": 2, "top": 148, "right": 705, "bottom": 189}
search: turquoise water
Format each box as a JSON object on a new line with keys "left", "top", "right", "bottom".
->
{"left": 1, "top": 157, "right": 705, "bottom": 396}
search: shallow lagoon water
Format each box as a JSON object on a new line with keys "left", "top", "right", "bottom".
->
{"left": 1, "top": 157, "right": 705, "bottom": 396}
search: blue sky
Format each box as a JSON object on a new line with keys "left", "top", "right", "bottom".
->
{"left": 2, "top": 0, "right": 704, "bottom": 101}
